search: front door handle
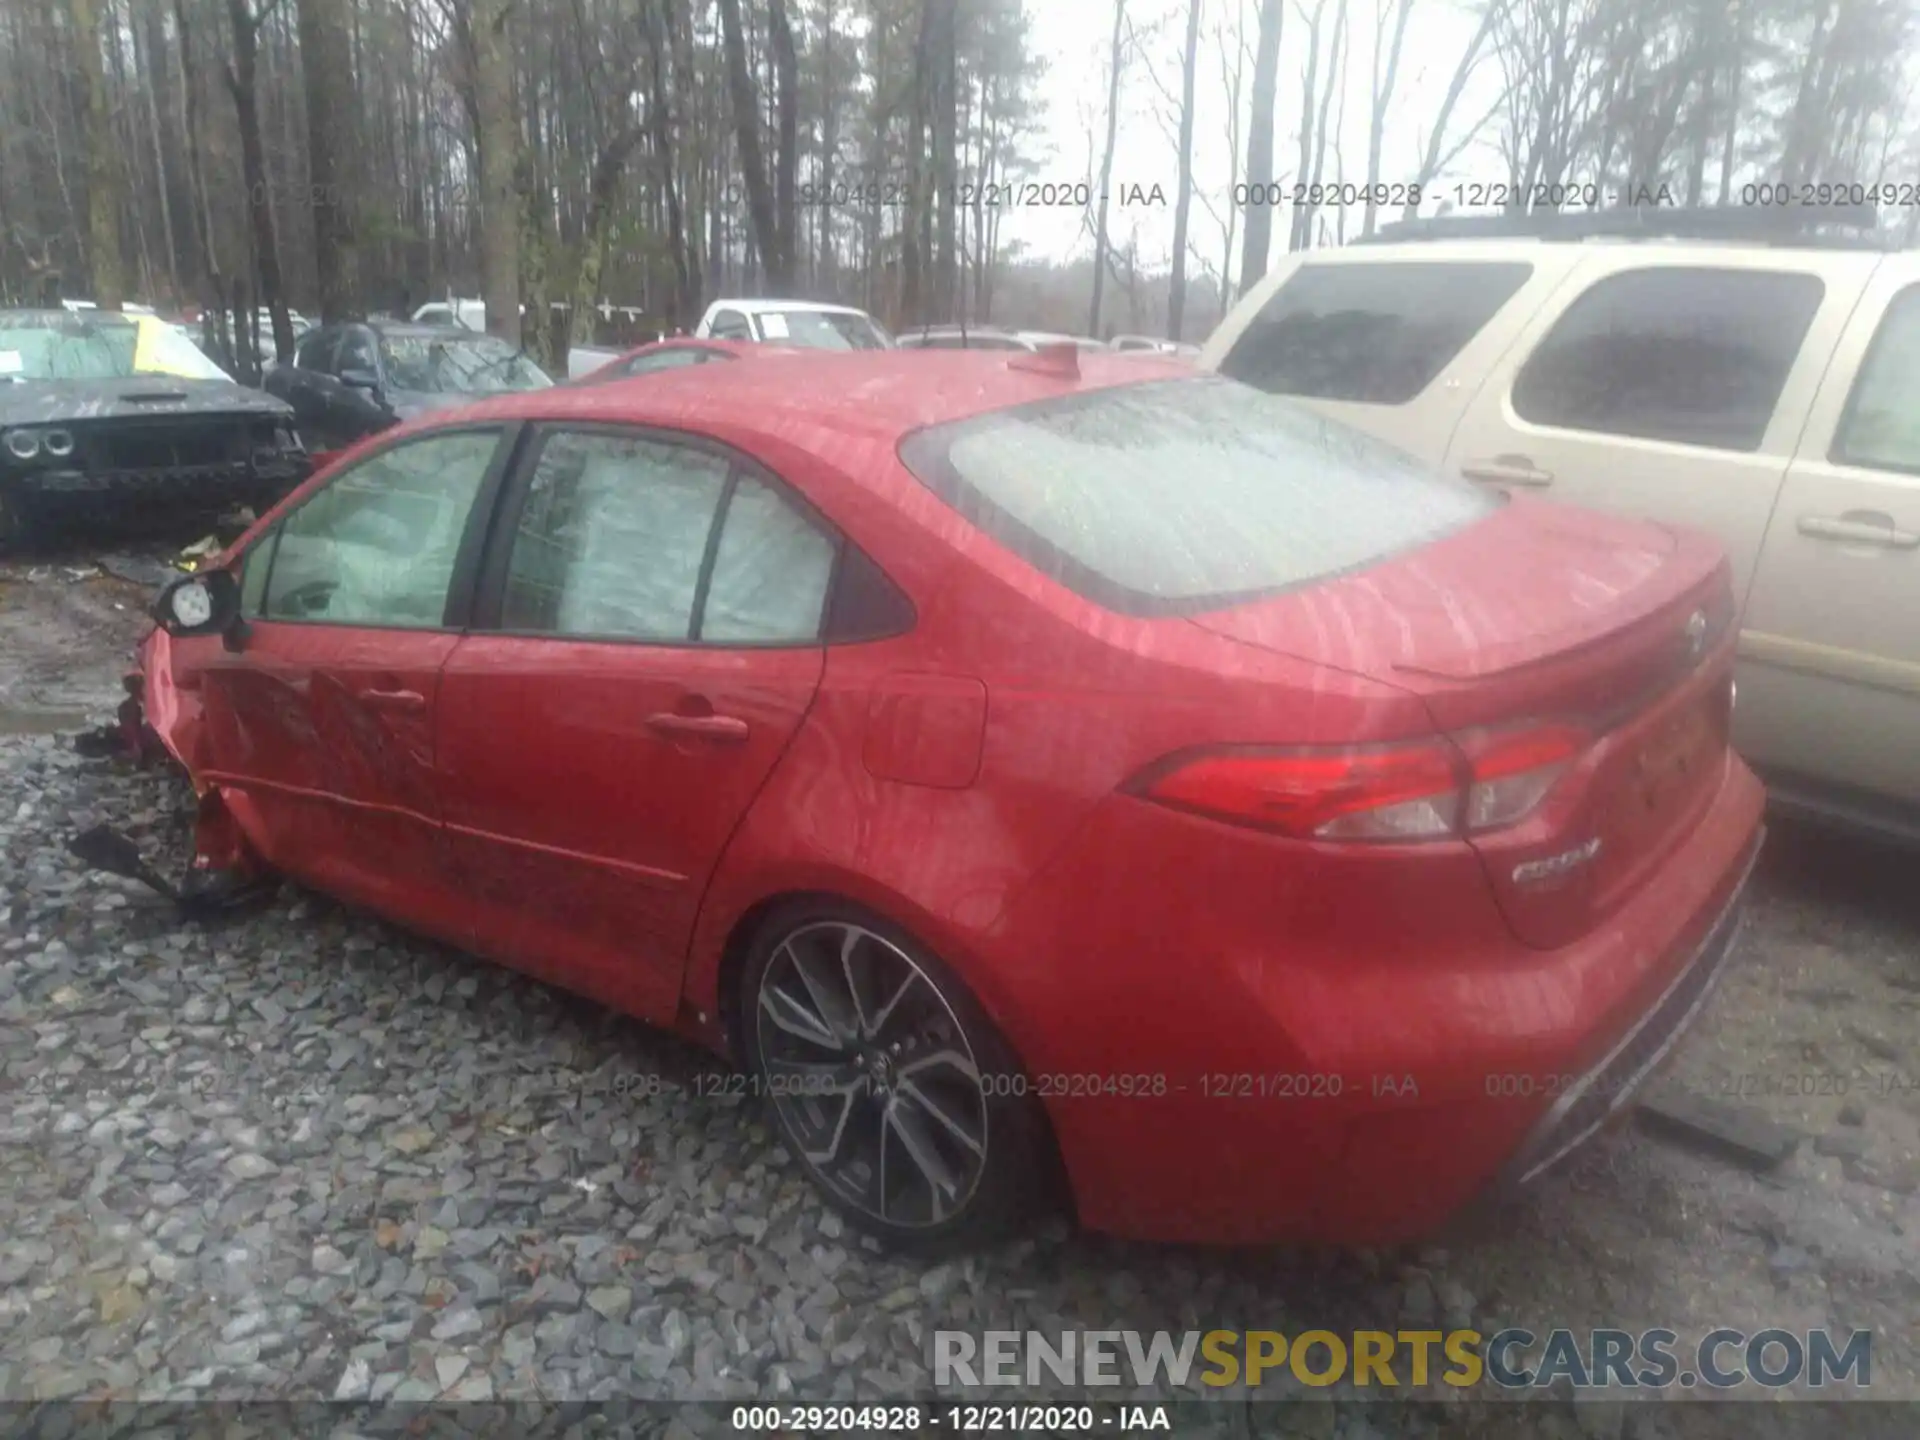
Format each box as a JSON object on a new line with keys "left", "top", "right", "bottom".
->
{"left": 361, "top": 687, "right": 427, "bottom": 712}
{"left": 646, "top": 712, "right": 750, "bottom": 742}
{"left": 1460, "top": 455, "right": 1555, "bottom": 488}
{"left": 1797, "top": 513, "right": 1920, "bottom": 549}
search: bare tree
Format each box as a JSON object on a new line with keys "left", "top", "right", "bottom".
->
{"left": 1400, "top": 1, "right": 1503, "bottom": 217}
{"left": 1363, "top": 0, "right": 1415, "bottom": 235}
{"left": 1087, "top": 0, "right": 1127, "bottom": 337}
{"left": 298, "top": 0, "right": 360, "bottom": 322}
{"left": 70, "top": 0, "right": 125, "bottom": 308}
{"left": 225, "top": 0, "right": 293, "bottom": 360}
{"left": 719, "top": 0, "right": 785, "bottom": 287}
{"left": 1238, "top": 0, "right": 1283, "bottom": 290}
{"left": 1167, "top": 0, "right": 1202, "bottom": 340}
{"left": 470, "top": 0, "right": 522, "bottom": 345}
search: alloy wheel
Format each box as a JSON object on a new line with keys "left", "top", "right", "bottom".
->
{"left": 753, "top": 920, "right": 991, "bottom": 1229}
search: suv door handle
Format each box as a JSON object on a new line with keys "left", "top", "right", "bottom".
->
{"left": 1460, "top": 455, "right": 1555, "bottom": 488}
{"left": 1797, "top": 513, "right": 1920, "bottom": 549}
{"left": 646, "top": 712, "right": 750, "bottom": 742}
{"left": 361, "top": 687, "right": 427, "bottom": 712}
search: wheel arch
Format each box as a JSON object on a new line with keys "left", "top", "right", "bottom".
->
{"left": 697, "top": 880, "right": 1077, "bottom": 1220}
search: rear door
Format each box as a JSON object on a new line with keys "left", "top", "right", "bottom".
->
{"left": 1738, "top": 257, "right": 1920, "bottom": 808}
{"left": 434, "top": 424, "right": 835, "bottom": 1020}
{"left": 197, "top": 424, "right": 513, "bottom": 938}
{"left": 1442, "top": 253, "right": 1877, "bottom": 604}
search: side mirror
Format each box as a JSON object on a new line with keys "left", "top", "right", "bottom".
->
{"left": 339, "top": 367, "right": 380, "bottom": 392}
{"left": 153, "top": 569, "right": 241, "bottom": 641}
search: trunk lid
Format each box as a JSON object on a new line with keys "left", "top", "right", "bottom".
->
{"left": 1190, "top": 498, "right": 1737, "bottom": 947}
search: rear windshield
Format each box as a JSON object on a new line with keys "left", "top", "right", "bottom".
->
{"left": 898, "top": 376, "right": 1495, "bottom": 615}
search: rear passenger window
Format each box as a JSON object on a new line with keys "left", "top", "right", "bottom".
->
{"left": 1512, "top": 267, "right": 1824, "bottom": 452}
{"left": 1220, "top": 261, "right": 1532, "bottom": 404}
{"left": 702, "top": 476, "right": 837, "bottom": 642}
{"left": 1834, "top": 285, "right": 1920, "bottom": 475}
{"left": 499, "top": 431, "right": 838, "bottom": 645}
{"left": 502, "top": 432, "right": 730, "bottom": 640}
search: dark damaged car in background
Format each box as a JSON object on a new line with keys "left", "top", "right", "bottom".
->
{"left": 0, "top": 309, "right": 310, "bottom": 550}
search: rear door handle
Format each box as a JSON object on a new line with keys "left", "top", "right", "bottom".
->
{"left": 1797, "top": 513, "right": 1920, "bottom": 549}
{"left": 646, "top": 712, "right": 750, "bottom": 742}
{"left": 361, "top": 687, "right": 427, "bottom": 712}
{"left": 1460, "top": 455, "right": 1555, "bottom": 488}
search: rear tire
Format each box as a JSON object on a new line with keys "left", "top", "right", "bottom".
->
{"left": 737, "top": 899, "right": 1050, "bottom": 1253}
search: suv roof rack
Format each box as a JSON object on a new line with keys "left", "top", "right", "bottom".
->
{"left": 1362, "top": 204, "right": 1893, "bottom": 250}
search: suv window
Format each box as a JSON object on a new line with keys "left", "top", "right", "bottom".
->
{"left": 294, "top": 328, "right": 336, "bottom": 370}
{"left": 1834, "top": 284, "right": 1920, "bottom": 475}
{"left": 500, "top": 430, "right": 836, "bottom": 643}
{"left": 899, "top": 376, "right": 1495, "bottom": 616}
{"left": 1512, "top": 267, "right": 1825, "bottom": 452}
{"left": 1220, "top": 261, "right": 1533, "bottom": 404}
{"left": 336, "top": 329, "right": 378, "bottom": 375}
{"left": 261, "top": 429, "right": 501, "bottom": 626}
{"left": 709, "top": 309, "right": 751, "bottom": 340}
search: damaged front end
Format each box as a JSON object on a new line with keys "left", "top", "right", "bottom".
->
{"left": 69, "top": 628, "right": 278, "bottom": 920}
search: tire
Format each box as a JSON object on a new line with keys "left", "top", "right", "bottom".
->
{"left": 737, "top": 899, "right": 1052, "bottom": 1253}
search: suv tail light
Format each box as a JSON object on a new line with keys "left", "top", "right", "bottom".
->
{"left": 1135, "top": 721, "right": 1588, "bottom": 843}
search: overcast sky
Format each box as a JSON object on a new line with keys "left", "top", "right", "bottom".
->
{"left": 1001, "top": 0, "right": 1500, "bottom": 275}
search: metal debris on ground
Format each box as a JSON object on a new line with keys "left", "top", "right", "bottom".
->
{"left": 1636, "top": 1085, "right": 1804, "bottom": 1171}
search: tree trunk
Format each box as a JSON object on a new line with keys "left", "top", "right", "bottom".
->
{"left": 1168, "top": 0, "right": 1202, "bottom": 340}
{"left": 1364, "top": 0, "right": 1414, "bottom": 238}
{"left": 1239, "top": 0, "right": 1283, "bottom": 291}
{"left": 718, "top": 0, "right": 782, "bottom": 291}
{"left": 135, "top": 3, "right": 183, "bottom": 304}
{"left": 645, "top": 0, "right": 696, "bottom": 325}
{"left": 768, "top": 0, "right": 798, "bottom": 287}
{"left": 298, "top": 0, "right": 360, "bottom": 321}
{"left": 902, "top": 0, "right": 934, "bottom": 325}
{"left": 1087, "top": 0, "right": 1126, "bottom": 338}
{"left": 1290, "top": 0, "right": 1328, "bottom": 251}
{"left": 70, "top": 0, "right": 125, "bottom": 308}
{"left": 226, "top": 0, "right": 293, "bottom": 362}
{"left": 472, "top": 0, "right": 521, "bottom": 346}
{"left": 564, "top": 128, "right": 645, "bottom": 356}
{"left": 930, "top": 0, "right": 958, "bottom": 321}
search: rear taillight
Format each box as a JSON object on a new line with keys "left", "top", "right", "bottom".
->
{"left": 1137, "top": 721, "right": 1588, "bottom": 843}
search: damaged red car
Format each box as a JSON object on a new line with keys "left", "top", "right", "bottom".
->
{"left": 124, "top": 348, "right": 1764, "bottom": 1250}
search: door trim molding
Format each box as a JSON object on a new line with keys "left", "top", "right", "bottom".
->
{"left": 1738, "top": 629, "right": 1920, "bottom": 698}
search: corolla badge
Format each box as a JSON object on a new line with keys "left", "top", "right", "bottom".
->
{"left": 1683, "top": 609, "right": 1709, "bottom": 661}
{"left": 1512, "top": 836, "right": 1603, "bottom": 886}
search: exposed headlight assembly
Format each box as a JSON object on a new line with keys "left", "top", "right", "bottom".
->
{"left": 3, "top": 428, "right": 40, "bottom": 460}
{"left": 43, "top": 428, "right": 74, "bottom": 458}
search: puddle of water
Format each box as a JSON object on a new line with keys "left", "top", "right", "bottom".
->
{"left": 0, "top": 705, "right": 88, "bottom": 736}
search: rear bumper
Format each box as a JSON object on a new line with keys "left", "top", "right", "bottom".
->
{"left": 988, "top": 748, "right": 1767, "bottom": 1245}
{"left": 1493, "top": 830, "right": 1758, "bottom": 1189}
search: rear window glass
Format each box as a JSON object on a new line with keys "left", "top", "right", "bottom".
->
{"left": 899, "top": 377, "right": 1496, "bottom": 616}
{"left": 1220, "top": 261, "right": 1533, "bottom": 404}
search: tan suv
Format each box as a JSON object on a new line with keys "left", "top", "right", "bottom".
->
{"left": 1202, "top": 214, "right": 1920, "bottom": 841}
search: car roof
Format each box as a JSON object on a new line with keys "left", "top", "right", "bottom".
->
{"left": 706, "top": 298, "right": 872, "bottom": 318}
{"left": 438, "top": 348, "right": 1194, "bottom": 448}
{"left": 368, "top": 320, "right": 497, "bottom": 339}
{"left": 2, "top": 307, "right": 134, "bottom": 325}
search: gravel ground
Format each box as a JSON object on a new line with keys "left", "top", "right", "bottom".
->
{"left": 1, "top": 554, "right": 1916, "bottom": 1437}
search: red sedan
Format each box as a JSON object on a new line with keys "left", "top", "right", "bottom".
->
{"left": 136, "top": 348, "right": 1764, "bottom": 1250}
{"left": 569, "top": 336, "right": 772, "bottom": 385}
